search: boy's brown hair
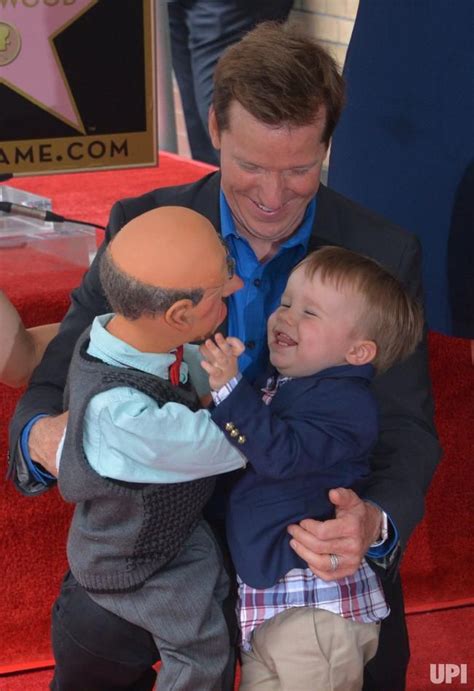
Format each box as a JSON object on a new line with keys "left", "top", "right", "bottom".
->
{"left": 297, "top": 246, "right": 424, "bottom": 373}
{"left": 212, "top": 21, "right": 345, "bottom": 145}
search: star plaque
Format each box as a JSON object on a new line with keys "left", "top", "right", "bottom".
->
{"left": 0, "top": 0, "right": 155, "bottom": 174}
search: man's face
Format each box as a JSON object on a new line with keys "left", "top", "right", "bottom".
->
{"left": 267, "top": 265, "right": 363, "bottom": 378}
{"left": 209, "top": 101, "right": 328, "bottom": 252}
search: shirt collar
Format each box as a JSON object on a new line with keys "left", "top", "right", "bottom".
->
{"left": 89, "top": 314, "right": 189, "bottom": 383}
{"left": 219, "top": 191, "right": 316, "bottom": 252}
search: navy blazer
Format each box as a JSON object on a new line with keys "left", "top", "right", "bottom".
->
{"left": 211, "top": 364, "right": 377, "bottom": 588}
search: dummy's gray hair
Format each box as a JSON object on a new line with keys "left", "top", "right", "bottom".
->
{"left": 100, "top": 247, "right": 204, "bottom": 320}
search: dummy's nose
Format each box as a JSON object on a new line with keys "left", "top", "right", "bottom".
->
{"left": 224, "top": 273, "right": 244, "bottom": 297}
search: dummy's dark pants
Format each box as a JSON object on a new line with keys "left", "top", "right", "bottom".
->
{"left": 168, "top": 0, "right": 294, "bottom": 165}
{"left": 50, "top": 560, "right": 409, "bottom": 690}
{"left": 50, "top": 520, "right": 239, "bottom": 691}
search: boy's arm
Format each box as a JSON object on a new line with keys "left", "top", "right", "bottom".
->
{"left": 210, "top": 374, "right": 377, "bottom": 480}
{"left": 201, "top": 334, "right": 376, "bottom": 479}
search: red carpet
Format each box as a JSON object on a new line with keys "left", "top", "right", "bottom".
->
{"left": 0, "top": 154, "right": 472, "bottom": 674}
{"left": 401, "top": 333, "right": 474, "bottom": 612}
{"left": 1, "top": 607, "right": 473, "bottom": 690}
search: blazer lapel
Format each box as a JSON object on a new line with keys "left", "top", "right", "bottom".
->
{"left": 192, "top": 171, "right": 222, "bottom": 233}
{"left": 267, "top": 374, "right": 319, "bottom": 413}
{"left": 194, "top": 172, "right": 231, "bottom": 334}
{"left": 309, "top": 184, "right": 344, "bottom": 252}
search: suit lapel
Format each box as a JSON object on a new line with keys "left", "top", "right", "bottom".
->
{"left": 308, "top": 184, "right": 344, "bottom": 251}
{"left": 191, "top": 172, "right": 222, "bottom": 233}
{"left": 194, "top": 172, "right": 230, "bottom": 334}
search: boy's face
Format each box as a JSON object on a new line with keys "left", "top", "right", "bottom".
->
{"left": 267, "top": 265, "right": 364, "bottom": 378}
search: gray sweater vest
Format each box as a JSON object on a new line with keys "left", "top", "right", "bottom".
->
{"left": 58, "top": 329, "right": 215, "bottom": 593}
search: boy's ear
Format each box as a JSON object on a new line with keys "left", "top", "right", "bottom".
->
{"left": 164, "top": 299, "right": 194, "bottom": 331}
{"left": 346, "top": 340, "right": 377, "bottom": 367}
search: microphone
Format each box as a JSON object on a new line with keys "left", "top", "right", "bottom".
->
{"left": 0, "top": 201, "right": 106, "bottom": 230}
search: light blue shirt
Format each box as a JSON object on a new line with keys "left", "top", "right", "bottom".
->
{"left": 57, "top": 315, "right": 246, "bottom": 483}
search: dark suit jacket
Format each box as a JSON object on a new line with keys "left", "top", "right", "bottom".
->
{"left": 9, "top": 171, "right": 442, "bottom": 573}
{"left": 211, "top": 364, "right": 377, "bottom": 589}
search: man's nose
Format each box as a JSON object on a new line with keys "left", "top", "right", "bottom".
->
{"left": 224, "top": 273, "right": 244, "bottom": 297}
{"left": 260, "top": 172, "right": 285, "bottom": 209}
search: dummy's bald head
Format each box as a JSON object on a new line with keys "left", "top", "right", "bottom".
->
{"left": 100, "top": 206, "right": 229, "bottom": 320}
{"left": 110, "top": 207, "right": 226, "bottom": 288}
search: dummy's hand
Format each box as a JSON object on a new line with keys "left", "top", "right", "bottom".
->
{"left": 287, "top": 488, "right": 382, "bottom": 580}
{"left": 27, "top": 412, "right": 68, "bottom": 478}
{"left": 199, "top": 333, "right": 245, "bottom": 391}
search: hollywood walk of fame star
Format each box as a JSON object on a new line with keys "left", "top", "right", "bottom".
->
{"left": 0, "top": 0, "right": 97, "bottom": 132}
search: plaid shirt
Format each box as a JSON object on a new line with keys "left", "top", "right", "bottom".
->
{"left": 237, "top": 560, "right": 389, "bottom": 650}
{"left": 212, "top": 373, "right": 389, "bottom": 650}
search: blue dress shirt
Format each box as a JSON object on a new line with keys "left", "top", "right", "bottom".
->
{"left": 220, "top": 191, "right": 316, "bottom": 381}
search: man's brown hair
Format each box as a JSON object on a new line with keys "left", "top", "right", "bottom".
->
{"left": 297, "top": 246, "right": 424, "bottom": 373}
{"left": 212, "top": 21, "right": 345, "bottom": 145}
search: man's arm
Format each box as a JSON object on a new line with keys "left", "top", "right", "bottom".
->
{"left": 7, "top": 173, "right": 222, "bottom": 494}
{"left": 7, "top": 201, "right": 131, "bottom": 495}
{"left": 364, "top": 234, "right": 441, "bottom": 552}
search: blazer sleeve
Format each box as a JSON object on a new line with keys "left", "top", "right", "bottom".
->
{"left": 365, "top": 234, "right": 442, "bottom": 561}
{"left": 211, "top": 376, "right": 377, "bottom": 481}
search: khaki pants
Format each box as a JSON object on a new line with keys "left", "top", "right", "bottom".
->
{"left": 239, "top": 607, "right": 380, "bottom": 691}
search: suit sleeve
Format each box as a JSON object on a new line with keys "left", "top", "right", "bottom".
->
{"left": 7, "top": 174, "right": 221, "bottom": 495}
{"left": 7, "top": 200, "right": 129, "bottom": 495}
{"left": 365, "top": 235, "right": 442, "bottom": 564}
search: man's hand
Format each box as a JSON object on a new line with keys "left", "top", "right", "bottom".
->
{"left": 199, "top": 333, "right": 245, "bottom": 390}
{"left": 287, "top": 487, "right": 382, "bottom": 580}
{"left": 28, "top": 412, "right": 68, "bottom": 478}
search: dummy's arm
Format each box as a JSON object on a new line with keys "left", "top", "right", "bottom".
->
{"left": 82, "top": 387, "right": 246, "bottom": 483}
{"left": 0, "top": 291, "right": 59, "bottom": 388}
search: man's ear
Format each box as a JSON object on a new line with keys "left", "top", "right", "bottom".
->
{"left": 208, "top": 106, "right": 221, "bottom": 150}
{"left": 346, "top": 340, "right": 377, "bottom": 367}
{"left": 164, "top": 299, "right": 194, "bottom": 331}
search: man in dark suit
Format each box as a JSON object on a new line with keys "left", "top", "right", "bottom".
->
{"left": 9, "top": 22, "right": 440, "bottom": 691}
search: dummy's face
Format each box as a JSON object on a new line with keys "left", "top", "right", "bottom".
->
{"left": 267, "top": 265, "right": 363, "bottom": 377}
{"left": 209, "top": 101, "right": 328, "bottom": 254}
{"left": 190, "top": 247, "right": 243, "bottom": 340}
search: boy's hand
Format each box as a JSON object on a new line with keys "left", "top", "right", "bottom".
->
{"left": 200, "top": 333, "right": 245, "bottom": 391}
